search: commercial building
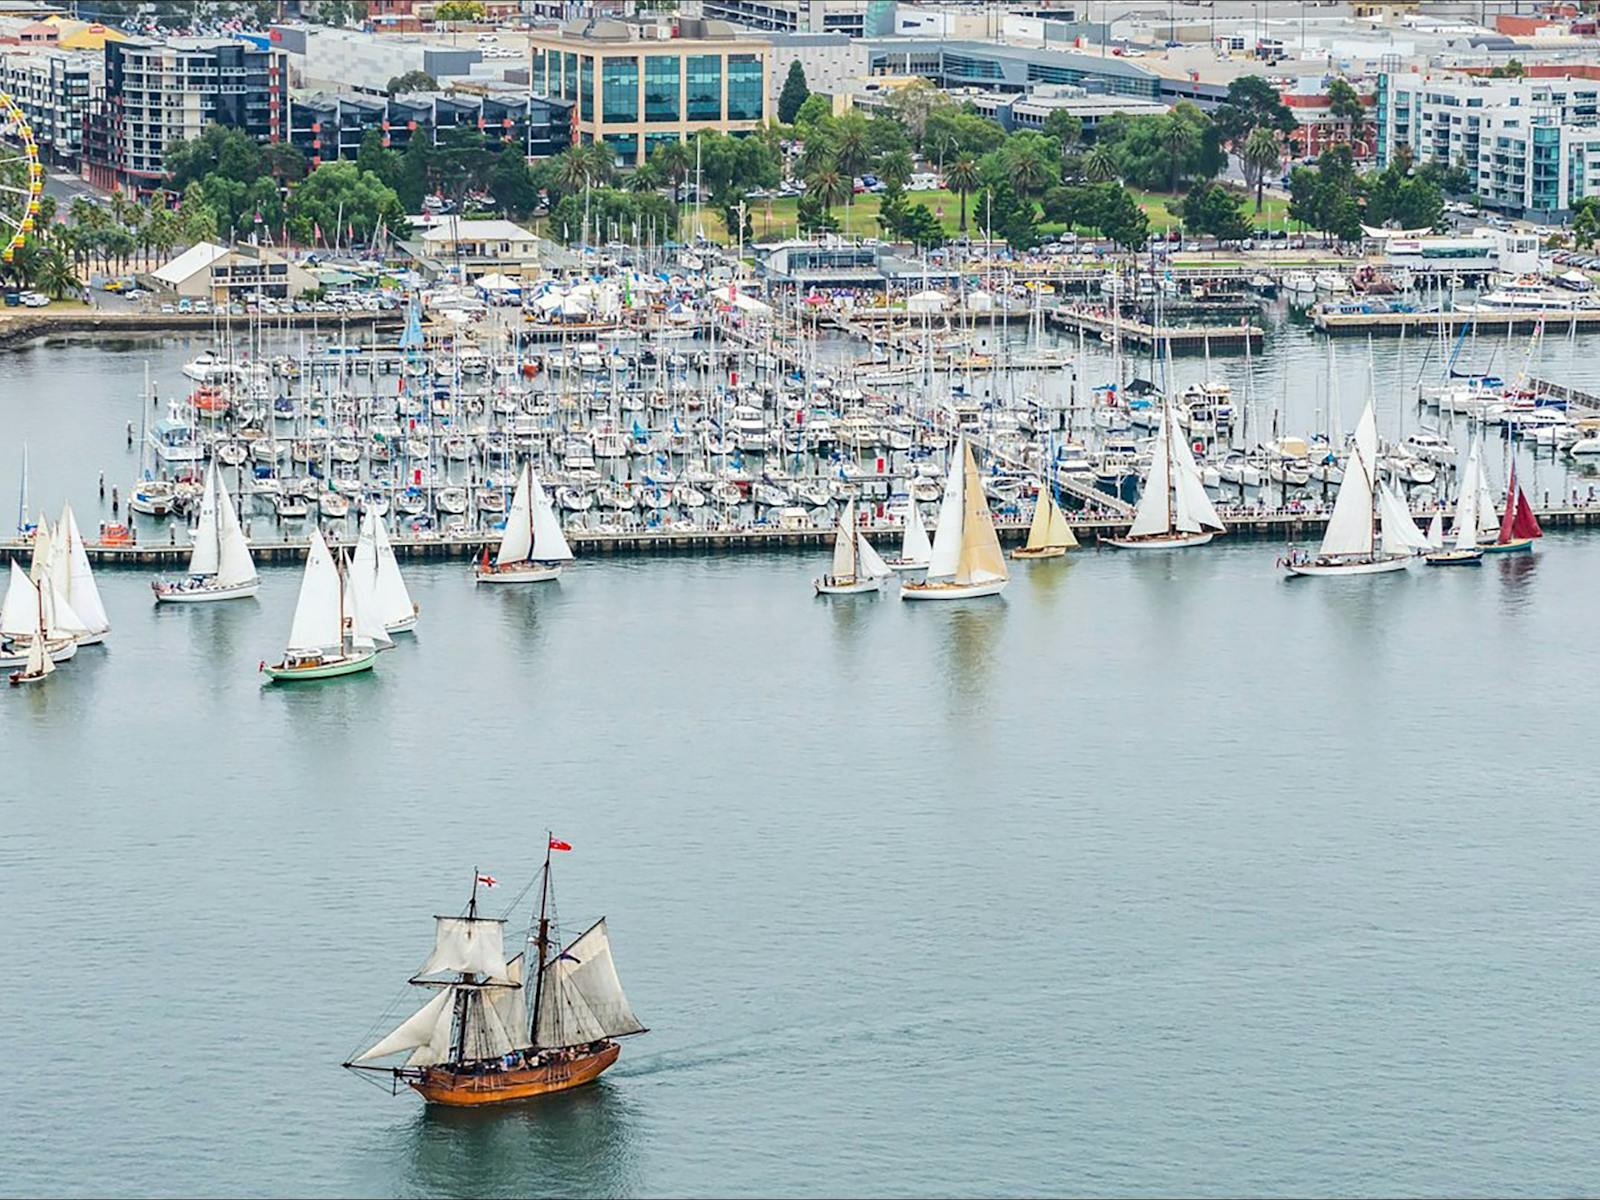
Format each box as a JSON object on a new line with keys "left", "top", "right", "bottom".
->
{"left": 700, "top": 1, "right": 893, "bottom": 39}
{"left": 84, "top": 37, "right": 287, "bottom": 190}
{"left": 270, "top": 25, "right": 482, "bottom": 98}
{"left": 1282, "top": 84, "right": 1377, "bottom": 161}
{"left": 149, "top": 241, "right": 317, "bottom": 302}
{"left": 286, "top": 88, "right": 574, "bottom": 166}
{"left": 0, "top": 47, "right": 96, "bottom": 167}
{"left": 963, "top": 84, "right": 1166, "bottom": 135}
{"left": 765, "top": 31, "right": 868, "bottom": 108}
{"left": 863, "top": 39, "right": 1163, "bottom": 102}
{"left": 1376, "top": 69, "right": 1600, "bottom": 220}
{"left": 398, "top": 217, "right": 552, "bottom": 283}
{"left": 530, "top": 17, "right": 771, "bottom": 167}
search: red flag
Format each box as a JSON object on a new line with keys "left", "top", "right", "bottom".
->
{"left": 476, "top": 873, "right": 498, "bottom": 887}
{"left": 313, "top": 221, "right": 323, "bottom": 245}
{"left": 548, "top": 838, "right": 572, "bottom": 852}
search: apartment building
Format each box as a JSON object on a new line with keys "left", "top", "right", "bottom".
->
{"left": 530, "top": 17, "right": 770, "bottom": 167}
{"left": 1377, "top": 69, "right": 1600, "bottom": 220}
{"left": 0, "top": 48, "right": 97, "bottom": 168}
{"left": 286, "top": 89, "right": 574, "bottom": 166}
{"left": 84, "top": 38, "right": 287, "bottom": 190}
{"left": 701, "top": 0, "right": 892, "bottom": 39}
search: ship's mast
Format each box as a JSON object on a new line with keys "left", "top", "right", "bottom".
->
{"left": 453, "top": 867, "right": 481, "bottom": 1066}
{"left": 529, "top": 834, "right": 553, "bottom": 1049}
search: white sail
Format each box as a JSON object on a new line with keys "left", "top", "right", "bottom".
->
{"left": 534, "top": 919, "right": 646, "bottom": 1049}
{"left": 926, "top": 440, "right": 966, "bottom": 580}
{"left": 1473, "top": 452, "right": 1501, "bottom": 541}
{"left": 1378, "top": 483, "right": 1430, "bottom": 554}
{"left": 1451, "top": 439, "right": 1482, "bottom": 550}
{"left": 406, "top": 988, "right": 460, "bottom": 1067}
{"left": 214, "top": 474, "right": 256, "bottom": 588}
{"left": 495, "top": 465, "right": 534, "bottom": 565}
{"left": 285, "top": 527, "right": 343, "bottom": 655}
{"left": 1127, "top": 406, "right": 1176, "bottom": 537}
{"left": 188, "top": 463, "right": 222, "bottom": 577}
{"left": 24, "top": 621, "right": 52, "bottom": 677}
{"left": 857, "top": 532, "right": 891, "bottom": 579}
{"left": 900, "top": 497, "right": 931, "bottom": 564}
{"left": 1426, "top": 511, "right": 1444, "bottom": 550}
{"left": 488, "top": 952, "right": 533, "bottom": 1052}
{"left": 459, "top": 988, "right": 519, "bottom": 1061}
{"left": 369, "top": 514, "right": 414, "bottom": 627}
{"left": 60, "top": 504, "right": 109, "bottom": 633}
{"left": 343, "top": 549, "right": 392, "bottom": 652}
{"left": 529, "top": 467, "right": 574, "bottom": 563}
{"left": 1171, "top": 429, "right": 1226, "bottom": 532}
{"left": 831, "top": 499, "right": 858, "bottom": 578}
{"left": 27, "top": 517, "right": 54, "bottom": 587}
{"left": 1318, "top": 401, "right": 1377, "bottom": 557}
{"left": 416, "top": 916, "right": 513, "bottom": 984}
{"left": 1, "top": 559, "right": 36, "bottom": 639}
{"left": 355, "top": 986, "right": 456, "bottom": 1064}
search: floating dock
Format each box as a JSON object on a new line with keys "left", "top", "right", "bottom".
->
{"left": 13, "top": 504, "right": 1600, "bottom": 568}
{"left": 1313, "top": 307, "right": 1600, "bottom": 337}
{"left": 1047, "top": 307, "right": 1264, "bottom": 353}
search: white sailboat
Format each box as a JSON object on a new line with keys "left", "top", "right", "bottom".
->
{"left": 261, "top": 527, "right": 381, "bottom": 682}
{"left": 7, "top": 572, "right": 54, "bottom": 685}
{"left": 1426, "top": 436, "right": 1486, "bottom": 565}
{"left": 882, "top": 493, "right": 932, "bottom": 573}
{"left": 1103, "top": 396, "right": 1225, "bottom": 550}
{"left": 54, "top": 504, "right": 110, "bottom": 643}
{"left": 1011, "top": 483, "right": 1078, "bottom": 560}
{"left": 0, "top": 560, "right": 78, "bottom": 668}
{"left": 24, "top": 524, "right": 93, "bottom": 645}
{"left": 475, "top": 461, "right": 573, "bottom": 584}
{"left": 152, "top": 462, "right": 259, "bottom": 602}
{"left": 901, "top": 438, "right": 1009, "bottom": 601}
{"left": 1425, "top": 511, "right": 1445, "bottom": 550}
{"left": 814, "top": 498, "right": 892, "bottom": 594}
{"left": 1284, "top": 400, "right": 1411, "bottom": 576}
{"left": 353, "top": 510, "right": 419, "bottom": 632}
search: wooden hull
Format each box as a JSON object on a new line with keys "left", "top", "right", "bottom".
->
{"left": 900, "top": 578, "right": 1007, "bottom": 601}
{"left": 262, "top": 650, "right": 377, "bottom": 682}
{"left": 412, "top": 1043, "right": 620, "bottom": 1107}
{"left": 1482, "top": 538, "right": 1536, "bottom": 555}
{"left": 475, "top": 562, "right": 562, "bottom": 584}
{"left": 1010, "top": 545, "right": 1067, "bottom": 560}
{"left": 1425, "top": 548, "right": 1484, "bottom": 566}
{"left": 8, "top": 669, "right": 48, "bottom": 685}
{"left": 814, "top": 575, "right": 885, "bottom": 595}
{"left": 1102, "top": 531, "right": 1215, "bottom": 550}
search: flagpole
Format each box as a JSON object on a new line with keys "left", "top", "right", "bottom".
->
{"left": 529, "top": 833, "right": 553, "bottom": 1049}
{"left": 470, "top": 864, "right": 479, "bottom": 917}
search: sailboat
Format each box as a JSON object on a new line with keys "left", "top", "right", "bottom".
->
{"left": 353, "top": 510, "right": 419, "bottom": 632}
{"left": 1011, "top": 483, "right": 1078, "bottom": 560}
{"left": 901, "top": 437, "right": 1009, "bottom": 600}
{"left": 814, "top": 498, "right": 892, "bottom": 594}
{"left": 475, "top": 460, "right": 573, "bottom": 584}
{"left": 1103, "top": 396, "right": 1226, "bottom": 550}
{"left": 54, "top": 504, "right": 110, "bottom": 642}
{"left": 21, "top": 524, "right": 93, "bottom": 645}
{"left": 1427, "top": 436, "right": 1486, "bottom": 565}
{"left": 8, "top": 572, "right": 54, "bottom": 686}
{"left": 1284, "top": 400, "right": 1411, "bottom": 576}
{"left": 882, "top": 492, "right": 932, "bottom": 573}
{"left": 1483, "top": 457, "right": 1542, "bottom": 554}
{"left": 0, "top": 561, "right": 78, "bottom": 667}
{"left": 260, "top": 527, "right": 385, "bottom": 682}
{"left": 343, "top": 843, "right": 647, "bottom": 1107}
{"left": 152, "top": 462, "right": 259, "bottom": 602}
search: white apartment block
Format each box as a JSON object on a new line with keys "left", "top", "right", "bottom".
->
{"left": 0, "top": 49, "right": 98, "bottom": 168}
{"left": 1378, "top": 71, "right": 1600, "bottom": 221}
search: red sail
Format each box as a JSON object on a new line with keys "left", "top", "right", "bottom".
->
{"left": 1499, "top": 462, "right": 1542, "bottom": 542}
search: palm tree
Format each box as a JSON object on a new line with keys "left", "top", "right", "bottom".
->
{"left": 878, "top": 149, "right": 914, "bottom": 191}
{"left": 1082, "top": 145, "right": 1118, "bottom": 183}
{"left": 36, "top": 246, "right": 78, "bottom": 300}
{"left": 628, "top": 162, "right": 663, "bottom": 193}
{"left": 1161, "top": 115, "right": 1199, "bottom": 193}
{"left": 581, "top": 141, "right": 615, "bottom": 186}
{"left": 1242, "top": 127, "right": 1282, "bottom": 214}
{"left": 557, "top": 148, "right": 592, "bottom": 195}
{"left": 1008, "top": 143, "right": 1053, "bottom": 198}
{"left": 833, "top": 121, "right": 870, "bottom": 181}
{"left": 945, "top": 157, "right": 979, "bottom": 233}
{"left": 805, "top": 164, "right": 850, "bottom": 215}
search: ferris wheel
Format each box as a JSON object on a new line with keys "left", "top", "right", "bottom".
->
{"left": 0, "top": 91, "right": 42, "bottom": 264}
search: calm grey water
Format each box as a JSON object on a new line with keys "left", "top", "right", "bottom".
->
{"left": 6, "top": 323, "right": 1600, "bottom": 1198}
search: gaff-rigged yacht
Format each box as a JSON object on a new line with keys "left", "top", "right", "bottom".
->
{"left": 260, "top": 527, "right": 388, "bottom": 682}
{"left": 1011, "top": 483, "right": 1078, "bottom": 560}
{"left": 900, "top": 437, "right": 1009, "bottom": 601}
{"left": 343, "top": 843, "right": 647, "bottom": 1107}
{"left": 475, "top": 461, "right": 573, "bottom": 584}
{"left": 814, "top": 498, "right": 892, "bottom": 594}
{"left": 1102, "top": 396, "right": 1226, "bottom": 550}
{"left": 1284, "top": 400, "right": 1411, "bottom": 576}
{"left": 1484, "top": 457, "right": 1542, "bottom": 554}
{"left": 352, "top": 510, "right": 419, "bottom": 632}
{"left": 152, "top": 462, "right": 259, "bottom": 603}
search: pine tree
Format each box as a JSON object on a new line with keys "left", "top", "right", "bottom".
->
{"left": 777, "top": 61, "right": 810, "bottom": 126}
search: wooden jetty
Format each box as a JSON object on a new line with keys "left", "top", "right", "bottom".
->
{"left": 16, "top": 503, "right": 1600, "bottom": 568}
{"left": 1046, "top": 306, "right": 1264, "bottom": 353}
{"left": 1313, "top": 307, "right": 1600, "bottom": 337}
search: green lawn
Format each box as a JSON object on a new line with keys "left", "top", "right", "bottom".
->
{"left": 1128, "top": 187, "right": 1293, "bottom": 233}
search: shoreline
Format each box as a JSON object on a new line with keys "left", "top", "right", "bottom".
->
{"left": 0, "top": 308, "right": 403, "bottom": 348}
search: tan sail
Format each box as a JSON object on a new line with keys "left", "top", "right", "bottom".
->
{"left": 1024, "top": 487, "right": 1077, "bottom": 551}
{"left": 954, "top": 441, "right": 1008, "bottom": 585}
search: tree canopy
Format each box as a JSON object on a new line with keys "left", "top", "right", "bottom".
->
{"left": 777, "top": 60, "right": 810, "bottom": 125}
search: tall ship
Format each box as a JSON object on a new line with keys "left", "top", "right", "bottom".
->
{"left": 344, "top": 840, "right": 647, "bottom": 1106}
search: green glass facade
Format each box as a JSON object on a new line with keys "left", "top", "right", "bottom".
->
{"left": 580, "top": 55, "right": 594, "bottom": 122}
{"left": 603, "top": 132, "right": 639, "bottom": 166}
{"left": 563, "top": 52, "right": 578, "bottom": 103}
{"left": 645, "top": 131, "right": 682, "bottom": 160}
{"left": 726, "top": 54, "right": 762, "bottom": 122}
{"left": 602, "top": 56, "right": 639, "bottom": 124}
{"left": 686, "top": 55, "right": 721, "bottom": 123}
{"left": 644, "top": 55, "right": 679, "bottom": 124}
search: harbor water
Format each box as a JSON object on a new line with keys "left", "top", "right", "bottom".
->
{"left": 6, "top": 324, "right": 1600, "bottom": 1197}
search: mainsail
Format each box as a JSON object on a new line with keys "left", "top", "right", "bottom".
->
{"left": 188, "top": 462, "right": 222, "bottom": 577}
{"left": 1498, "top": 461, "right": 1542, "bottom": 543}
{"left": 900, "top": 496, "right": 931, "bottom": 564}
{"left": 856, "top": 531, "right": 891, "bottom": 579}
{"left": 1025, "top": 486, "right": 1078, "bottom": 551}
{"left": 1317, "top": 400, "right": 1378, "bottom": 557}
{"left": 1378, "top": 482, "right": 1429, "bottom": 555}
{"left": 534, "top": 919, "right": 647, "bottom": 1050}
{"left": 59, "top": 504, "right": 109, "bottom": 633}
{"left": 926, "top": 439, "right": 967, "bottom": 580}
{"left": 831, "top": 498, "right": 858, "bottom": 578}
{"left": 214, "top": 474, "right": 256, "bottom": 588}
{"left": 953, "top": 439, "right": 1007, "bottom": 586}
{"left": 1126, "top": 405, "right": 1176, "bottom": 538}
{"left": 369, "top": 514, "right": 414, "bottom": 625}
{"left": 285, "top": 527, "right": 342, "bottom": 655}
{"left": 528, "top": 467, "right": 574, "bottom": 563}
{"left": 496, "top": 466, "right": 534, "bottom": 566}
